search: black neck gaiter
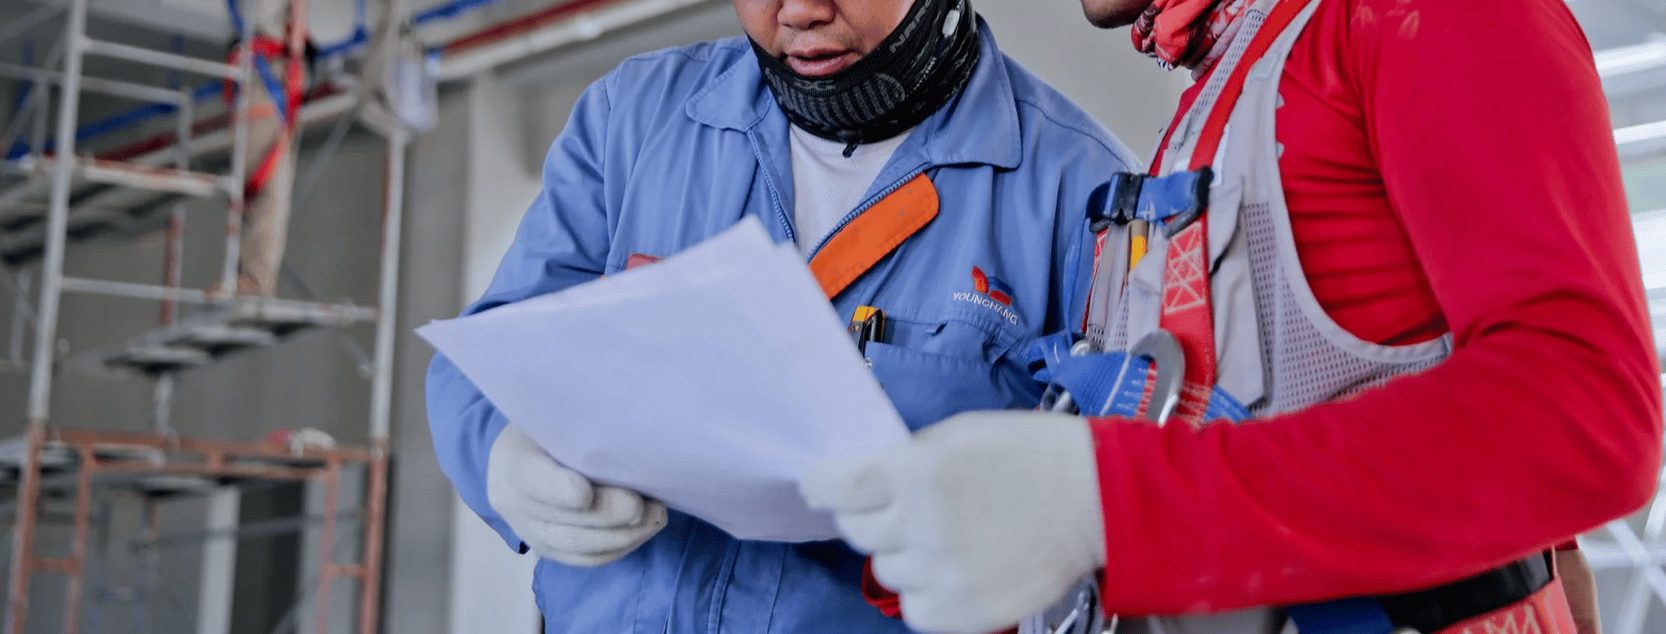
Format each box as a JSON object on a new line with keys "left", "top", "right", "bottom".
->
{"left": 752, "top": 0, "right": 981, "bottom": 153}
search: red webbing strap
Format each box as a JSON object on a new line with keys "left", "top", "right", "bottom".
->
{"left": 244, "top": 134, "right": 288, "bottom": 199}
{"left": 229, "top": 30, "right": 307, "bottom": 199}
{"left": 221, "top": 35, "right": 290, "bottom": 110}
{"left": 1186, "top": 0, "right": 1315, "bottom": 174}
{"left": 283, "top": 22, "right": 305, "bottom": 127}
{"left": 1079, "top": 100, "right": 1195, "bottom": 334}
{"left": 1155, "top": 0, "right": 1314, "bottom": 424}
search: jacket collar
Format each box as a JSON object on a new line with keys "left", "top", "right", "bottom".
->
{"left": 686, "top": 19, "right": 1023, "bottom": 170}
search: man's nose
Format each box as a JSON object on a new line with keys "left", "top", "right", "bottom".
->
{"left": 778, "top": 0, "right": 837, "bottom": 31}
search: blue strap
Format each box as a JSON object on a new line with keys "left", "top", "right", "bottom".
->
{"left": 318, "top": 27, "right": 369, "bottom": 59}
{"left": 1086, "top": 170, "right": 1211, "bottom": 229}
{"left": 1030, "top": 341, "right": 1247, "bottom": 422}
{"left": 224, "top": 0, "right": 293, "bottom": 123}
{"left": 1287, "top": 600, "right": 1397, "bottom": 634}
{"left": 1086, "top": 172, "right": 1144, "bottom": 228}
{"left": 1028, "top": 333, "right": 1391, "bottom": 633}
{"left": 251, "top": 53, "right": 290, "bottom": 123}
{"left": 1025, "top": 331, "right": 1080, "bottom": 386}
{"left": 1051, "top": 351, "right": 1150, "bottom": 418}
{"left": 1132, "top": 170, "right": 1209, "bottom": 225}
{"left": 413, "top": 0, "right": 499, "bottom": 25}
{"left": 225, "top": 0, "right": 245, "bottom": 36}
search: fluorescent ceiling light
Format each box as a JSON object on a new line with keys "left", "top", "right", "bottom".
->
{"left": 1638, "top": 209, "right": 1666, "bottom": 291}
{"left": 1617, "top": 120, "right": 1666, "bottom": 147}
{"left": 1596, "top": 40, "right": 1666, "bottom": 78}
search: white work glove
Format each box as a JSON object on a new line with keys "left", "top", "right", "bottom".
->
{"left": 801, "top": 410, "right": 1107, "bottom": 634}
{"left": 486, "top": 424, "right": 668, "bottom": 566}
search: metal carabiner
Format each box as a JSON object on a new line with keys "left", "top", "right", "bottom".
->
{"left": 1041, "top": 580, "right": 1118, "bottom": 634}
{"left": 1043, "top": 339, "right": 1100, "bottom": 415}
{"left": 1128, "top": 330, "right": 1185, "bottom": 425}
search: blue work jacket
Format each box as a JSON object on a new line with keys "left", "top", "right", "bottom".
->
{"left": 426, "top": 23, "right": 1138, "bottom": 634}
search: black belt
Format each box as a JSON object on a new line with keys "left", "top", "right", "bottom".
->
{"left": 1375, "top": 553, "right": 1552, "bottom": 632}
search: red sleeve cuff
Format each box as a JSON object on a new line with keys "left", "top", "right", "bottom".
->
{"left": 861, "top": 558, "right": 903, "bottom": 619}
{"left": 1088, "top": 416, "right": 1142, "bottom": 612}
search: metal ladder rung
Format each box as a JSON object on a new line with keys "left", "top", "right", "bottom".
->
{"left": 11, "top": 156, "right": 224, "bottom": 198}
{"left": 79, "top": 38, "right": 242, "bottom": 79}
{"left": 0, "top": 187, "right": 173, "bottom": 227}
{"left": 0, "top": 437, "right": 74, "bottom": 471}
{"left": 225, "top": 299, "right": 378, "bottom": 330}
{"left": 72, "top": 157, "right": 222, "bottom": 197}
{"left": 0, "top": 61, "right": 188, "bottom": 105}
{"left": 32, "top": 558, "right": 80, "bottom": 575}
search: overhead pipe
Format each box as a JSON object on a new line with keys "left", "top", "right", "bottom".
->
{"left": 32, "top": 0, "right": 707, "bottom": 163}
{"left": 439, "top": 0, "right": 618, "bottom": 57}
{"left": 436, "top": 0, "right": 715, "bottom": 81}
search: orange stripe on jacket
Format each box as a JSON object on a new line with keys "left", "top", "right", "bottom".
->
{"left": 808, "top": 174, "right": 940, "bottom": 300}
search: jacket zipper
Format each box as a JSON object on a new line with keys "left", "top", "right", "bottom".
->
{"left": 805, "top": 165, "right": 929, "bottom": 261}
{"left": 748, "top": 132, "right": 798, "bottom": 244}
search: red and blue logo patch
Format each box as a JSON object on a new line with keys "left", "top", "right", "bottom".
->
{"left": 971, "top": 266, "right": 1014, "bottom": 306}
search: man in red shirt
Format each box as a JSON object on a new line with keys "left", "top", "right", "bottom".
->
{"left": 802, "top": 1, "right": 1662, "bottom": 632}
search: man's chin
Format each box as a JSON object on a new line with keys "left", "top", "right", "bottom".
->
{"left": 1085, "top": 10, "right": 1142, "bottom": 29}
{"left": 1082, "top": 2, "right": 1149, "bottom": 29}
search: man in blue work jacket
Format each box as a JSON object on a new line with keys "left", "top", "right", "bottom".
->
{"left": 426, "top": 0, "right": 1138, "bottom": 631}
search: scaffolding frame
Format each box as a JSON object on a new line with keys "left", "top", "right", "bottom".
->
{"left": 0, "top": 1, "right": 405, "bottom": 632}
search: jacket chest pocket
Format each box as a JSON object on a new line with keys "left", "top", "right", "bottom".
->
{"left": 862, "top": 312, "right": 1037, "bottom": 431}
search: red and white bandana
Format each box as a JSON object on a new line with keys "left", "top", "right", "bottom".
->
{"left": 1131, "top": 0, "right": 1252, "bottom": 71}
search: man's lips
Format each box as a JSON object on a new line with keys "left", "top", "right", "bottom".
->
{"left": 785, "top": 49, "right": 858, "bottom": 77}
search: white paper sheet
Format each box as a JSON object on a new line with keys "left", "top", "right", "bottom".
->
{"left": 418, "top": 218, "right": 908, "bottom": 542}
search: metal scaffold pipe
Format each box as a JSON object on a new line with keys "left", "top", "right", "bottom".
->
{"left": 11, "top": 0, "right": 90, "bottom": 628}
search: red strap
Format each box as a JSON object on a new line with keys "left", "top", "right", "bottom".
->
{"left": 225, "top": 31, "right": 308, "bottom": 198}
{"left": 1187, "top": 1, "right": 1315, "bottom": 174}
{"left": 1153, "top": 0, "right": 1315, "bottom": 424}
{"left": 222, "top": 35, "right": 292, "bottom": 110}
{"left": 861, "top": 559, "right": 903, "bottom": 619}
{"left": 244, "top": 135, "right": 287, "bottom": 199}
{"left": 250, "top": 35, "right": 288, "bottom": 58}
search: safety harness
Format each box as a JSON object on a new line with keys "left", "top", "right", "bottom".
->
{"left": 1026, "top": 0, "right": 1579, "bottom": 632}
{"left": 223, "top": 28, "right": 306, "bottom": 201}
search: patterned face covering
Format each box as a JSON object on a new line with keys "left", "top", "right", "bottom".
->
{"left": 752, "top": 0, "right": 981, "bottom": 152}
{"left": 1130, "top": 0, "right": 1252, "bottom": 71}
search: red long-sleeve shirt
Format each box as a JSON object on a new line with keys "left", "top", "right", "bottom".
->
{"left": 1091, "top": 0, "right": 1662, "bottom": 615}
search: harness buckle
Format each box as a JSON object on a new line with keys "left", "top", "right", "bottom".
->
{"left": 1086, "top": 172, "right": 1146, "bottom": 233}
{"left": 1153, "top": 167, "right": 1213, "bottom": 239}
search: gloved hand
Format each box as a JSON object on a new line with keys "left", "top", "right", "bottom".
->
{"left": 801, "top": 410, "right": 1106, "bottom": 634}
{"left": 487, "top": 424, "right": 668, "bottom": 566}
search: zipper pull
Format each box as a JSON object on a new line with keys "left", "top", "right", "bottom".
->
{"left": 837, "top": 130, "right": 862, "bottom": 158}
